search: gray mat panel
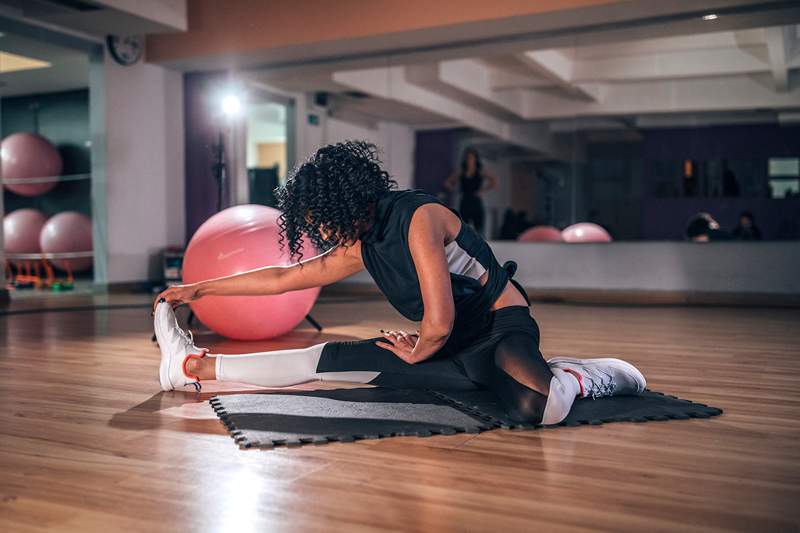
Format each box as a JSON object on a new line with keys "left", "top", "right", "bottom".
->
{"left": 211, "top": 387, "right": 722, "bottom": 449}
{"left": 210, "top": 388, "right": 492, "bottom": 448}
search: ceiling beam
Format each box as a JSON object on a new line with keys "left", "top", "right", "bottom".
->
{"left": 517, "top": 50, "right": 600, "bottom": 101}
{"left": 571, "top": 45, "right": 771, "bottom": 82}
{"left": 333, "top": 65, "right": 571, "bottom": 160}
{"left": 486, "top": 67, "right": 548, "bottom": 90}
{"left": 405, "top": 61, "right": 523, "bottom": 121}
{"left": 571, "top": 28, "right": 766, "bottom": 59}
{"left": 520, "top": 73, "right": 800, "bottom": 119}
{"left": 765, "top": 26, "right": 791, "bottom": 91}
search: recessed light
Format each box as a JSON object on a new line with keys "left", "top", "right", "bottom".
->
{"left": 0, "top": 51, "right": 51, "bottom": 74}
{"left": 702, "top": 14, "right": 718, "bottom": 21}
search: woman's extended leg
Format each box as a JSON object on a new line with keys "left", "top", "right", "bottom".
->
{"left": 156, "top": 301, "right": 477, "bottom": 392}
{"left": 165, "top": 337, "right": 480, "bottom": 392}
{"left": 185, "top": 343, "right": 380, "bottom": 387}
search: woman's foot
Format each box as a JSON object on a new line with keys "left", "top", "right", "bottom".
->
{"left": 547, "top": 357, "right": 646, "bottom": 399}
{"left": 154, "top": 302, "right": 207, "bottom": 391}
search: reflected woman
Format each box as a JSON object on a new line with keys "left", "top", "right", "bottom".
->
{"left": 444, "top": 148, "right": 497, "bottom": 235}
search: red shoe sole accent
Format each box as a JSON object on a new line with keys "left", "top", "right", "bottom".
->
{"left": 182, "top": 353, "right": 206, "bottom": 382}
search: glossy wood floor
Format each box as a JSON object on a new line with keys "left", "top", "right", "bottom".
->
{"left": 1, "top": 293, "right": 798, "bottom": 532}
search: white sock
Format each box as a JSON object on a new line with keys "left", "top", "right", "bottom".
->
{"left": 541, "top": 368, "right": 581, "bottom": 425}
{"left": 213, "top": 343, "right": 379, "bottom": 387}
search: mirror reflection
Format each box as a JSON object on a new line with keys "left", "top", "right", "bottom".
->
{"left": 255, "top": 23, "right": 800, "bottom": 242}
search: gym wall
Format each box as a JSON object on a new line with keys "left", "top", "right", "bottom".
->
{"left": 99, "top": 55, "right": 185, "bottom": 283}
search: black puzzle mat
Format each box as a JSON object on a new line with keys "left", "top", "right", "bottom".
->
{"left": 438, "top": 389, "right": 723, "bottom": 430}
{"left": 210, "top": 387, "right": 722, "bottom": 449}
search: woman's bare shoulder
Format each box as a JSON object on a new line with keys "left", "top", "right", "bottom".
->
{"left": 409, "top": 203, "right": 460, "bottom": 242}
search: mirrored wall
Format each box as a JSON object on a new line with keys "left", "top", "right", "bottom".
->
{"left": 1, "top": 22, "right": 100, "bottom": 294}
{"left": 250, "top": 15, "right": 799, "bottom": 245}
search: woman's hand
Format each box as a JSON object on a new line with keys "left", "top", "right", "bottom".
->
{"left": 376, "top": 329, "right": 420, "bottom": 363}
{"left": 443, "top": 172, "right": 458, "bottom": 193}
{"left": 153, "top": 283, "right": 202, "bottom": 313}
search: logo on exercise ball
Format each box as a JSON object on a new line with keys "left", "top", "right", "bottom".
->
{"left": 217, "top": 248, "right": 245, "bottom": 261}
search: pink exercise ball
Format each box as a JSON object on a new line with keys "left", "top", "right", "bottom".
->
{"left": 562, "top": 222, "right": 612, "bottom": 243}
{"left": 39, "top": 212, "right": 93, "bottom": 271}
{"left": 1, "top": 133, "right": 63, "bottom": 196}
{"left": 517, "top": 225, "right": 563, "bottom": 243}
{"left": 182, "top": 204, "right": 321, "bottom": 340}
{"left": 3, "top": 208, "right": 47, "bottom": 254}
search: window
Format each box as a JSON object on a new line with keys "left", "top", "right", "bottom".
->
{"left": 768, "top": 158, "right": 800, "bottom": 198}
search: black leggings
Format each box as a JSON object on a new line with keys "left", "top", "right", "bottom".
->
{"left": 459, "top": 196, "right": 485, "bottom": 234}
{"left": 316, "top": 306, "right": 554, "bottom": 422}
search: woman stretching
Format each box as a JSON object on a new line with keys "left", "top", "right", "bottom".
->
{"left": 154, "top": 141, "right": 645, "bottom": 425}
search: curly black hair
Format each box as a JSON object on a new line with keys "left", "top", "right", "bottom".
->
{"left": 276, "top": 140, "right": 396, "bottom": 262}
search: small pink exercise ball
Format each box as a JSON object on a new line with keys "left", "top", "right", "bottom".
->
{"left": 3, "top": 208, "right": 48, "bottom": 254}
{"left": 562, "top": 222, "right": 612, "bottom": 243}
{"left": 517, "top": 225, "right": 563, "bottom": 243}
{"left": 1, "top": 133, "right": 63, "bottom": 196}
{"left": 39, "top": 211, "right": 93, "bottom": 271}
{"left": 182, "top": 204, "right": 321, "bottom": 340}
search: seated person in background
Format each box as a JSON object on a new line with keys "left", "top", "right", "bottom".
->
{"left": 732, "top": 211, "right": 762, "bottom": 241}
{"left": 685, "top": 212, "right": 731, "bottom": 242}
{"left": 499, "top": 209, "right": 533, "bottom": 240}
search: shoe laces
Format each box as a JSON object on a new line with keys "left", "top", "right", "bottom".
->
{"left": 583, "top": 367, "right": 616, "bottom": 399}
{"left": 176, "top": 326, "right": 195, "bottom": 348}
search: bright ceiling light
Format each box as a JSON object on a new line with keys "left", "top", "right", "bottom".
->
{"left": 221, "top": 94, "right": 242, "bottom": 117}
{"left": 702, "top": 14, "right": 718, "bottom": 21}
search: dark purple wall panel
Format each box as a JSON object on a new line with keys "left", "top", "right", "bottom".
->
{"left": 184, "top": 72, "right": 228, "bottom": 242}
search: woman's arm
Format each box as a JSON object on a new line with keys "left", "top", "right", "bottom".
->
{"left": 155, "top": 243, "right": 364, "bottom": 309}
{"left": 377, "top": 204, "right": 455, "bottom": 364}
{"left": 480, "top": 171, "right": 498, "bottom": 192}
{"left": 200, "top": 244, "right": 363, "bottom": 295}
{"left": 443, "top": 172, "right": 459, "bottom": 192}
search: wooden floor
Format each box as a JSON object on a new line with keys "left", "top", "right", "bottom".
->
{"left": 1, "top": 293, "right": 798, "bottom": 532}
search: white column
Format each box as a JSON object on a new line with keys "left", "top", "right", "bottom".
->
{"left": 98, "top": 54, "right": 185, "bottom": 283}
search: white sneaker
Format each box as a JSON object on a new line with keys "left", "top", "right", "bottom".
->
{"left": 154, "top": 301, "right": 206, "bottom": 392}
{"left": 547, "top": 357, "right": 646, "bottom": 399}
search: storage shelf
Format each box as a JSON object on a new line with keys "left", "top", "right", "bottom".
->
{"left": 2, "top": 173, "right": 92, "bottom": 185}
{"left": 5, "top": 251, "right": 93, "bottom": 260}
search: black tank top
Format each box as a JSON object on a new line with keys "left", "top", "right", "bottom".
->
{"left": 360, "top": 189, "right": 519, "bottom": 326}
{"left": 460, "top": 172, "right": 483, "bottom": 198}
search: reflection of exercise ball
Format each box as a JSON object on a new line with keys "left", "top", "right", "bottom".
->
{"left": 182, "top": 204, "right": 321, "bottom": 340}
{"left": 3, "top": 208, "right": 47, "bottom": 253}
{"left": 562, "top": 222, "right": 612, "bottom": 243}
{"left": 518, "top": 225, "right": 563, "bottom": 242}
{"left": 39, "top": 212, "right": 93, "bottom": 271}
{"left": 1, "top": 133, "right": 63, "bottom": 196}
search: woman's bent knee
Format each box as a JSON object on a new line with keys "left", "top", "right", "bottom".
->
{"left": 505, "top": 392, "right": 546, "bottom": 424}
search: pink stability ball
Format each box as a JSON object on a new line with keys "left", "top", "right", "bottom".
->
{"left": 517, "top": 225, "right": 563, "bottom": 243}
{"left": 182, "top": 204, "right": 321, "bottom": 341}
{"left": 3, "top": 208, "right": 48, "bottom": 254}
{"left": 1, "top": 133, "right": 63, "bottom": 197}
{"left": 39, "top": 211, "right": 93, "bottom": 271}
{"left": 562, "top": 222, "right": 613, "bottom": 243}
